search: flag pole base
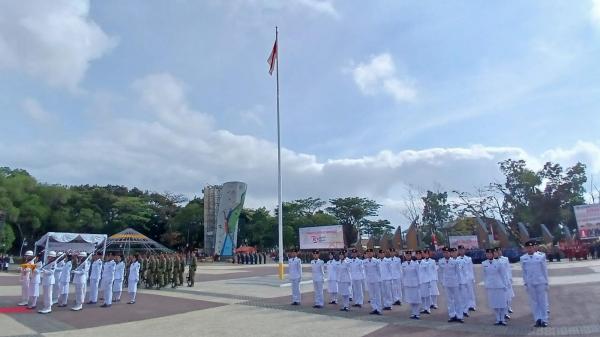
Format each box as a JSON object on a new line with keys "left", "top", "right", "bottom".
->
{"left": 278, "top": 262, "right": 284, "bottom": 280}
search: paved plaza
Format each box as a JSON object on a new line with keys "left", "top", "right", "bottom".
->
{"left": 1, "top": 260, "right": 600, "bottom": 337}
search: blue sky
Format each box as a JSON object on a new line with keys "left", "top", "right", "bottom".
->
{"left": 1, "top": 0, "right": 600, "bottom": 226}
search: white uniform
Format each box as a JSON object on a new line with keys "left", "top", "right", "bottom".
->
{"left": 52, "top": 260, "right": 64, "bottom": 304}
{"left": 19, "top": 260, "right": 34, "bottom": 305}
{"left": 349, "top": 258, "right": 365, "bottom": 306}
{"left": 439, "top": 257, "right": 463, "bottom": 319}
{"left": 482, "top": 258, "right": 509, "bottom": 324}
{"left": 101, "top": 259, "right": 116, "bottom": 306}
{"left": 326, "top": 259, "right": 339, "bottom": 303}
{"left": 364, "top": 257, "right": 382, "bottom": 312}
{"left": 40, "top": 262, "right": 56, "bottom": 313}
{"left": 88, "top": 259, "right": 102, "bottom": 303}
{"left": 112, "top": 261, "right": 125, "bottom": 301}
{"left": 28, "top": 262, "right": 42, "bottom": 308}
{"left": 391, "top": 256, "right": 403, "bottom": 304}
{"left": 499, "top": 255, "right": 514, "bottom": 311}
{"left": 128, "top": 260, "right": 141, "bottom": 303}
{"left": 58, "top": 260, "right": 72, "bottom": 305}
{"left": 311, "top": 258, "right": 325, "bottom": 306}
{"left": 459, "top": 255, "right": 476, "bottom": 310}
{"left": 71, "top": 259, "right": 90, "bottom": 310}
{"left": 427, "top": 258, "right": 440, "bottom": 307}
{"left": 379, "top": 257, "right": 393, "bottom": 309}
{"left": 521, "top": 252, "right": 549, "bottom": 324}
{"left": 402, "top": 259, "right": 421, "bottom": 317}
{"left": 418, "top": 259, "right": 431, "bottom": 312}
{"left": 337, "top": 257, "right": 352, "bottom": 309}
{"left": 287, "top": 256, "right": 302, "bottom": 304}
{"left": 456, "top": 256, "right": 470, "bottom": 314}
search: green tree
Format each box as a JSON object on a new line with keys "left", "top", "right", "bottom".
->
{"left": 0, "top": 223, "right": 16, "bottom": 254}
{"left": 327, "top": 197, "right": 381, "bottom": 247}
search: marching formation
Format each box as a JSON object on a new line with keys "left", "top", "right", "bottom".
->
{"left": 17, "top": 250, "right": 197, "bottom": 314}
{"left": 289, "top": 239, "right": 550, "bottom": 328}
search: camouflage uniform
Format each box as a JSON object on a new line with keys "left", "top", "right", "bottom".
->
{"left": 188, "top": 255, "right": 197, "bottom": 287}
{"left": 157, "top": 255, "right": 166, "bottom": 288}
{"left": 171, "top": 256, "right": 179, "bottom": 288}
{"left": 178, "top": 255, "right": 185, "bottom": 286}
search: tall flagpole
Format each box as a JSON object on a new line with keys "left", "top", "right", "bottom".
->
{"left": 275, "top": 26, "right": 284, "bottom": 280}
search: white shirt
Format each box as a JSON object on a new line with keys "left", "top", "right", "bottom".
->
{"left": 391, "top": 256, "right": 403, "bottom": 280}
{"left": 101, "top": 260, "right": 116, "bottom": 283}
{"left": 459, "top": 255, "right": 475, "bottom": 281}
{"left": 418, "top": 259, "right": 430, "bottom": 284}
{"left": 30, "top": 262, "right": 42, "bottom": 284}
{"left": 337, "top": 258, "right": 352, "bottom": 283}
{"left": 114, "top": 261, "right": 125, "bottom": 280}
{"left": 379, "top": 257, "right": 393, "bottom": 281}
{"left": 59, "top": 260, "right": 72, "bottom": 283}
{"left": 364, "top": 257, "right": 381, "bottom": 283}
{"left": 287, "top": 257, "right": 302, "bottom": 280}
{"left": 326, "top": 259, "right": 339, "bottom": 281}
{"left": 482, "top": 259, "right": 508, "bottom": 289}
{"left": 520, "top": 253, "right": 548, "bottom": 286}
{"left": 427, "top": 258, "right": 438, "bottom": 281}
{"left": 311, "top": 259, "right": 325, "bottom": 282}
{"left": 349, "top": 258, "right": 365, "bottom": 280}
{"left": 439, "top": 257, "right": 460, "bottom": 288}
{"left": 54, "top": 260, "right": 64, "bottom": 284}
{"left": 456, "top": 256, "right": 469, "bottom": 285}
{"left": 401, "top": 260, "right": 420, "bottom": 287}
{"left": 128, "top": 261, "right": 140, "bottom": 282}
{"left": 20, "top": 260, "right": 34, "bottom": 282}
{"left": 90, "top": 259, "right": 103, "bottom": 280}
{"left": 72, "top": 260, "right": 90, "bottom": 285}
{"left": 41, "top": 262, "right": 56, "bottom": 286}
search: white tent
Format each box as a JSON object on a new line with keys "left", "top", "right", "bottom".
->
{"left": 106, "top": 228, "right": 173, "bottom": 256}
{"left": 34, "top": 232, "right": 107, "bottom": 263}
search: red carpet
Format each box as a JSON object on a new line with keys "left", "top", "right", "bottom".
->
{"left": 0, "top": 306, "right": 32, "bottom": 314}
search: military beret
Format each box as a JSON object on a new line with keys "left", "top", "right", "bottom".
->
{"left": 485, "top": 248, "right": 495, "bottom": 253}
{"left": 457, "top": 245, "right": 465, "bottom": 249}
{"left": 312, "top": 250, "right": 319, "bottom": 254}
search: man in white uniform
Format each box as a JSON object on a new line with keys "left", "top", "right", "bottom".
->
{"left": 28, "top": 258, "right": 42, "bottom": 309}
{"left": 390, "top": 248, "right": 403, "bottom": 306}
{"left": 379, "top": 249, "right": 393, "bottom": 311}
{"left": 402, "top": 250, "right": 421, "bottom": 319}
{"left": 424, "top": 250, "right": 440, "bottom": 310}
{"left": 100, "top": 253, "right": 116, "bottom": 307}
{"left": 113, "top": 255, "right": 125, "bottom": 302}
{"left": 483, "top": 248, "right": 509, "bottom": 326}
{"left": 71, "top": 252, "right": 89, "bottom": 311}
{"left": 310, "top": 250, "right": 325, "bottom": 308}
{"left": 416, "top": 250, "right": 431, "bottom": 315}
{"left": 287, "top": 249, "right": 302, "bottom": 305}
{"left": 458, "top": 245, "right": 477, "bottom": 312}
{"left": 349, "top": 248, "right": 365, "bottom": 308}
{"left": 128, "top": 254, "right": 141, "bottom": 304}
{"left": 18, "top": 251, "right": 35, "bottom": 306}
{"left": 337, "top": 250, "right": 352, "bottom": 311}
{"left": 521, "top": 240, "right": 549, "bottom": 328}
{"left": 52, "top": 256, "right": 64, "bottom": 305}
{"left": 363, "top": 248, "right": 382, "bottom": 315}
{"left": 326, "top": 252, "right": 339, "bottom": 305}
{"left": 39, "top": 251, "right": 57, "bottom": 314}
{"left": 440, "top": 247, "right": 464, "bottom": 323}
{"left": 57, "top": 255, "right": 72, "bottom": 307}
{"left": 87, "top": 253, "right": 103, "bottom": 304}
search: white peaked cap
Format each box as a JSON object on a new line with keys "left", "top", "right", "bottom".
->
{"left": 48, "top": 251, "right": 57, "bottom": 258}
{"left": 25, "top": 251, "right": 34, "bottom": 257}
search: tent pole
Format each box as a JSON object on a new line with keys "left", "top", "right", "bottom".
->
{"left": 43, "top": 232, "right": 51, "bottom": 264}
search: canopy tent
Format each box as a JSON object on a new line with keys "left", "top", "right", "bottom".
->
{"left": 106, "top": 228, "right": 173, "bottom": 256}
{"left": 34, "top": 232, "right": 108, "bottom": 264}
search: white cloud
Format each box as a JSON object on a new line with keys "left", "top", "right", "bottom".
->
{"left": 2, "top": 73, "right": 598, "bottom": 226}
{"left": 293, "top": 0, "right": 338, "bottom": 18}
{"left": 592, "top": 0, "right": 600, "bottom": 27}
{"left": 351, "top": 53, "right": 416, "bottom": 103}
{"left": 0, "top": 0, "right": 117, "bottom": 90}
{"left": 240, "top": 104, "right": 266, "bottom": 127}
{"left": 21, "top": 98, "right": 54, "bottom": 124}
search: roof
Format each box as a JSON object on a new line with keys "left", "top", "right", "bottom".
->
{"left": 106, "top": 228, "right": 173, "bottom": 254}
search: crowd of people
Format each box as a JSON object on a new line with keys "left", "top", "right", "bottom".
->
{"left": 288, "top": 240, "right": 549, "bottom": 328}
{"left": 16, "top": 250, "right": 198, "bottom": 314}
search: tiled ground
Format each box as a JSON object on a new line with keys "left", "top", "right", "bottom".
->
{"left": 1, "top": 260, "right": 600, "bottom": 337}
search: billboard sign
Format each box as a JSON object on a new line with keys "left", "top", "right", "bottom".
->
{"left": 574, "top": 204, "right": 600, "bottom": 238}
{"left": 299, "top": 225, "right": 344, "bottom": 250}
{"left": 449, "top": 235, "right": 479, "bottom": 249}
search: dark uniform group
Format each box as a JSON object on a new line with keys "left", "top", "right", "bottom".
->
{"left": 138, "top": 253, "right": 197, "bottom": 289}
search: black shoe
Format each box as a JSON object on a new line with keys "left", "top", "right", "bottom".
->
{"left": 504, "top": 314, "right": 511, "bottom": 320}
{"left": 420, "top": 309, "right": 431, "bottom": 314}
{"left": 291, "top": 302, "right": 300, "bottom": 306}
{"left": 411, "top": 315, "right": 420, "bottom": 320}
{"left": 463, "top": 312, "right": 469, "bottom": 318}
{"left": 369, "top": 310, "right": 381, "bottom": 315}
{"left": 535, "top": 319, "right": 542, "bottom": 327}
{"left": 340, "top": 307, "right": 349, "bottom": 312}
{"left": 349, "top": 298, "right": 353, "bottom": 302}
{"left": 329, "top": 301, "right": 336, "bottom": 305}
{"left": 312, "top": 305, "right": 323, "bottom": 309}
{"left": 394, "top": 301, "right": 401, "bottom": 306}
{"left": 541, "top": 322, "right": 548, "bottom": 328}
{"left": 468, "top": 307, "right": 476, "bottom": 312}
{"left": 499, "top": 321, "right": 507, "bottom": 326}
{"left": 352, "top": 304, "right": 362, "bottom": 308}
{"left": 457, "top": 319, "right": 465, "bottom": 323}
{"left": 448, "top": 317, "right": 457, "bottom": 322}
{"left": 100, "top": 304, "right": 111, "bottom": 308}
{"left": 383, "top": 307, "right": 392, "bottom": 311}
{"left": 508, "top": 308, "right": 513, "bottom": 314}
{"left": 494, "top": 322, "right": 501, "bottom": 326}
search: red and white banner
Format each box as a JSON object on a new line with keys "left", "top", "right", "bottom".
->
{"left": 574, "top": 204, "right": 600, "bottom": 238}
{"left": 449, "top": 235, "right": 479, "bottom": 249}
{"left": 299, "top": 225, "right": 344, "bottom": 250}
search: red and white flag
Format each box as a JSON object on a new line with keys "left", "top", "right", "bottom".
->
{"left": 267, "top": 38, "right": 278, "bottom": 75}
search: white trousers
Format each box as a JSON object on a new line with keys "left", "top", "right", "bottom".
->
{"left": 338, "top": 281, "right": 351, "bottom": 309}
{"left": 367, "top": 281, "right": 382, "bottom": 312}
{"left": 381, "top": 280, "right": 393, "bottom": 308}
{"left": 526, "top": 284, "right": 549, "bottom": 322}
{"left": 103, "top": 281, "right": 114, "bottom": 305}
{"left": 466, "top": 281, "right": 476, "bottom": 309}
{"left": 21, "top": 278, "right": 30, "bottom": 303}
{"left": 351, "top": 279, "right": 364, "bottom": 305}
{"left": 58, "top": 283, "right": 69, "bottom": 306}
{"left": 392, "top": 278, "right": 402, "bottom": 302}
{"left": 327, "top": 280, "right": 338, "bottom": 302}
{"left": 42, "top": 285, "right": 53, "bottom": 311}
{"left": 291, "top": 278, "right": 301, "bottom": 303}
{"left": 74, "top": 283, "right": 86, "bottom": 308}
{"left": 313, "top": 280, "right": 324, "bottom": 306}
{"left": 88, "top": 278, "right": 100, "bottom": 303}
{"left": 459, "top": 284, "right": 469, "bottom": 313}
{"left": 445, "top": 286, "right": 463, "bottom": 319}
{"left": 52, "top": 282, "right": 60, "bottom": 303}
